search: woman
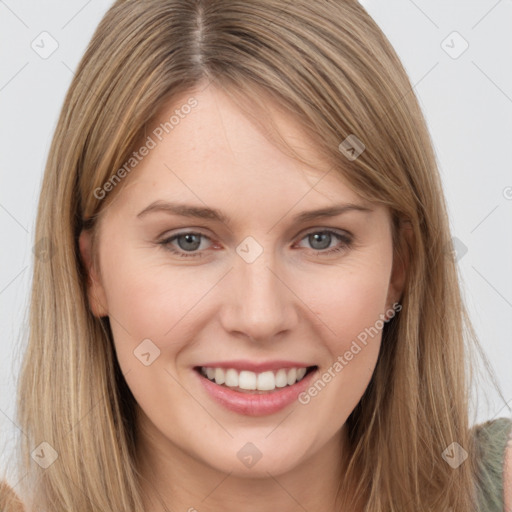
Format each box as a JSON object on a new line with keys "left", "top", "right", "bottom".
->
{"left": 1, "top": 0, "right": 511, "bottom": 510}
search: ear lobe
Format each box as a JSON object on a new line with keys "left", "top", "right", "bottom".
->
{"left": 78, "top": 230, "right": 109, "bottom": 317}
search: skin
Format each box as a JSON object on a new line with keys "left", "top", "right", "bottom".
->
{"left": 80, "top": 83, "right": 407, "bottom": 512}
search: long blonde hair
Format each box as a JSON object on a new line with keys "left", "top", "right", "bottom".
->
{"left": 2, "top": 0, "right": 501, "bottom": 510}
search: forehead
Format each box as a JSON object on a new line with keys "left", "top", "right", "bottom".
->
{"left": 128, "top": 85, "right": 362, "bottom": 199}
{"left": 95, "top": 82, "right": 385, "bottom": 234}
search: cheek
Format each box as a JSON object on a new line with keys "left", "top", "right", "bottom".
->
{"left": 98, "top": 238, "right": 214, "bottom": 372}
{"left": 101, "top": 239, "right": 204, "bottom": 321}
{"left": 301, "top": 259, "right": 391, "bottom": 347}
{"left": 294, "top": 269, "right": 389, "bottom": 420}
{"left": 296, "top": 255, "right": 392, "bottom": 407}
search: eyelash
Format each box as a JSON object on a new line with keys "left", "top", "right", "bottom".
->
{"left": 157, "top": 229, "right": 353, "bottom": 258}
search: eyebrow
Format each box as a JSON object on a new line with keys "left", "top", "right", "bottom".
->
{"left": 136, "top": 200, "right": 373, "bottom": 225}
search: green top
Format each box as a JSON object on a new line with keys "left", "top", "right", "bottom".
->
{"left": 473, "top": 416, "right": 512, "bottom": 511}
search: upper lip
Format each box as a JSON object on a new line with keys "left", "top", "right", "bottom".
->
{"left": 195, "top": 360, "right": 315, "bottom": 372}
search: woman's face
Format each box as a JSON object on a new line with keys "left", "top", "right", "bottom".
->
{"left": 80, "top": 84, "right": 404, "bottom": 478}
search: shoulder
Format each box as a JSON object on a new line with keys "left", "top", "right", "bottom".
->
{"left": 0, "top": 480, "right": 25, "bottom": 511}
{"left": 471, "top": 417, "right": 512, "bottom": 512}
{"left": 504, "top": 424, "right": 512, "bottom": 512}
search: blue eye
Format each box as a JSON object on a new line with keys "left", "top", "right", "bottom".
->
{"left": 296, "top": 230, "right": 353, "bottom": 255}
{"left": 159, "top": 232, "right": 211, "bottom": 258}
{"left": 158, "top": 229, "right": 353, "bottom": 258}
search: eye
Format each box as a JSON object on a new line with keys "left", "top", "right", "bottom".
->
{"left": 158, "top": 232, "right": 213, "bottom": 258}
{"left": 158, "top": 229, "right": 353, "bottom": 258}
{"left": 295, "top": 230, "right": 353, "bottom": 256}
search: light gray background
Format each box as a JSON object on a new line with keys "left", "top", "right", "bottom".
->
{"left": 1, "top": 0, "right": 511, "bottom": 482}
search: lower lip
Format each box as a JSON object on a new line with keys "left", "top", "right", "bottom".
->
{"left": 195, "top": 367, "right": 318, "bottom": 416}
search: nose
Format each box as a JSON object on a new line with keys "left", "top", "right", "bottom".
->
{"left": 219, "top": 249, "right": 299, "bottom": 343}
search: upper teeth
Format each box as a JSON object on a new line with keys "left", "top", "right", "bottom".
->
{"left": 201, "top": 367, "right": 309, "bottom": 391}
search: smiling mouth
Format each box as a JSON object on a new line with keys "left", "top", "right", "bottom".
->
{"left": 194, "top": 365, "right": 318, "bottom": 393}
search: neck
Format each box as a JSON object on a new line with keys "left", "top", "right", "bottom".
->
{"left": 135, "top": 411, "right": 362, "bottom": 512}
